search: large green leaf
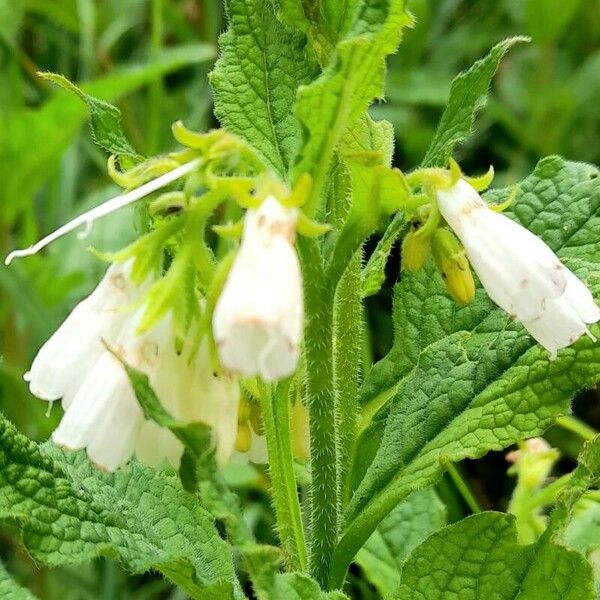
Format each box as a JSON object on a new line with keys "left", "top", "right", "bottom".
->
{"left": 422, "top": 37, "right": 528, "bottom": 168}
{"left": 392, "top": 437, "right": 600, "bottom": 600}
{"left": 0, "top": 414, "right": 239, "bottom": 600}
{"left": 355, "top": 488, "right": 445, "bottom": 597}
{"left": 211, "top": 0, "right": 317, "bottom": 177}
{"left": 330, "top": 156, "right": 600, "bottom": 585}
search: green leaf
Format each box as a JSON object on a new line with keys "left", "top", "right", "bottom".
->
{"left": 242, "top": 546, "right": 348, "bottom": 600}
{"left": 211, "top": 0, "right": 317, "bottom": 177}
{"left": 392, "top": 512, "right": 593, "bottom": 600}
{"left": 422, "top": 36, "right": 529, "bottom": 168}
{"left": 355, "top": 488, "right": 446, "bottom": 597}
{"left": 0, "top": 560, "right": 36, "bottom": 600}
{"left": 293, "top": 0, "right": 413, "bottom": 214}
{"left": 38, "top": 72, "right": 142, "bottom": 165}
{"left": 393, "top": 438, "right": 600, "bottom": 600}
{"left": 0, "top": 413, "right": 239, "bottom": 600}
{"left": 564, "top": 502, "right": 600, "bottom": 556}
{"left": 361, "top": 212, "right": 406, "bottom": 298}
{"left": 329, "top": 156, "right": 600, "bottom": 586}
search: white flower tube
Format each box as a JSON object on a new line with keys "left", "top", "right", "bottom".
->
{"left": 135, "top": 340, "right": 240, "bottom": 467}
{"left": 52, "top": 312, "right": 177, "bottom": 471}
{"left": 213, "top": 196, "right": 303, "bottom": 381}
{"left": 437, "top": 179, "right": 600, "bottom": 358}
{"left": 26, "top": 261, "right": 144, "bottom": 404}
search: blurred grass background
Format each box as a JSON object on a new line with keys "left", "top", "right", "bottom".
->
{"left": 0, "top": 0, "right": 598, "bottom": 597}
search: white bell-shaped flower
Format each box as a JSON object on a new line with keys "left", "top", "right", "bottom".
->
{"left": 437, "top": 179, "right": 600, "bottom": 359}
{"left": 213, "top": 196, "right": 303, "bottom": 381}
{"left": 52, "top": 312, "right": 177, "bottom": 470}
{"left": 135, "top": 340, "right": 240, "bottom": 468}
{"left": 25, "top": 260, "right": 143, "bottom": 403}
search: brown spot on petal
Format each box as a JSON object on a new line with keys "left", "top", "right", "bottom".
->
{"left": 521, "top": 278, "right": 528, "bottom": 286}
{"left": 110, "top": 273, "right": 126, "bottom": 291}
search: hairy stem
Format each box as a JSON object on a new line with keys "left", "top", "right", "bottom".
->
{"left": 299, "top": 237, "right": 340, "bottom": 586}
{"left": 259, "top": 380, "right": 308, "bottom": 572}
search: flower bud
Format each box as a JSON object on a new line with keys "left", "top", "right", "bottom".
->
{"left": 401, "top": 226, "right": 430, "bottom": 273}
{"left": 431, "top": 228, "right": 475, "bottom": 305}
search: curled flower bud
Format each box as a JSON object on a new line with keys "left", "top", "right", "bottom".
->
{"left": 213, "top": 196, "right": 303, "bottom": 382}
{"left": 437, "top": 179, "right": 600, "bottom": 358}
{"left": 431, "top": 228, "right": 475, "bottom": 305}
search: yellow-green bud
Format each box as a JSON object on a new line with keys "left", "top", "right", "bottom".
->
{"left": 431, "top": 229, "right": 475, "bottom": 305}
{"left": 235, "top": 422, "right": 252, "bottom": 453}
{"left": 401, "top": 226, "right": 430, "bottom": 273}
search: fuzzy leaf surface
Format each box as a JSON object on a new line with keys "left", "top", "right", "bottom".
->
{"left": 211, "top": 0, "right": 317, "bottom": 176}
{"left": 292, "top": 0, "right": 412, "bottom": 212}
{"left": 393, "top": 438, "right": 600, "bottom": 600}
{"left": 336, "top": 156, "right": 600, "bottom": 580}
{"left": 0, "top": 414, "right": 238, "bottom": 600}
{"left": 355, "top": 488, "right": 445, "bottom": 597}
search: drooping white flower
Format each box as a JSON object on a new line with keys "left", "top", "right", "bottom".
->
{"left": 135, "top": 340, "right": 240, "bottom": 468}
{"left": 29, "top": 261, "right": 241, "bottom": 471}
{"left": 437, "top": 179, "right": 600, "bottom": 358}
{"left": 25, "top": 260, "right": 143, "bottom": 403}
{"left": 213, "top": 196, "right": 303, "bottom": 381}
{"left": 51, "top": 311, "right": 176, "bottom": 470}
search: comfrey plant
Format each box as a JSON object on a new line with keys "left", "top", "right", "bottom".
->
{"left": 1, "top": 2, "right": 600, "bottom": 599}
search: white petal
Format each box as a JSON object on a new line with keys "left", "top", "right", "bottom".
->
{"left": 561, "top": 269, "right": 600, "bottom": 324}
{"left": 213, "top": 196, "right": 303, "bottom": 381}
{"left": 52, "top": 352, "right": 143, "bottom": 471}
{"left": 182, "top": 342, "right": 240, "bottom": 466}
{"left": 135, "top": 420, "right": 183, "bottom": 468}
{"left": 28, "top": 261, "right": 143, "bottom": 403}
{"left": 523, "top": 297, "right": 587, "bottom": 360}
{"left": 437, "top": 180, "right": 566, "bottom": 322}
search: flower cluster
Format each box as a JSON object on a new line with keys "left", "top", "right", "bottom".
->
{"left": 27, "top": 261, "right": 240, "bottom": 470}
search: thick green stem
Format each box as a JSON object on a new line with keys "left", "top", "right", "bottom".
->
{"left": 258, "top": 381, "right": 308, "bottom": 572}
{"left": 299, "top": 237, "right": 339, "bottom": 586}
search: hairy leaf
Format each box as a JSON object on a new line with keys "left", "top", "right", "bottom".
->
{"left": 39, "top": 72, "right": 142, "bottom": 165}
{"left": 356, "top": 488, "right": 445, "bottom": 597}
{"left": 332, "top": 156, "right": 600, "bottom": 584}
{"left": 211, "top": 0, "right": 317, "bottom": 176}
{"left": 422, "top": 37, "right": 528, "bottom": 167}
{"left": 393, "top": 438, "right": 600, "bottom": 600}
{"left": 0, "top": 414, "right": 239, "bottom": 600}
{"left": 293, "top": 0, "right": 412, "bottom": 213}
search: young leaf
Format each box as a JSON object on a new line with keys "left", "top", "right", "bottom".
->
{"left": 355, "top": 488, "right": 446, "bottom": 597}
{"left": 329, "top": 156, "right": 600, "bottom": 586}
{"left": 242, "top": 545, "right": 348, "bottom": 600}
{"left": 421, "top": 36, "right": 529, "bottom": 168}
{"left": 392, "top": 437, "right": 600, "bottom": 600}
{"left": 38, "top": 72, "right": 143, "bottom": 166}
{"left": 211, "top": 0, "right": 317, "bottom": 177}
{"left": 293, "top": 1, "right": 413, "bottom": 214}
{"left": 0, "top": 414, "right": 239, "bottom": 600}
